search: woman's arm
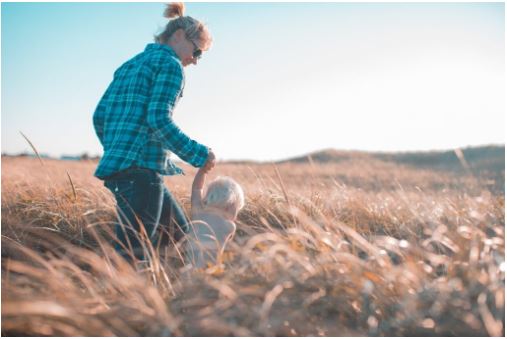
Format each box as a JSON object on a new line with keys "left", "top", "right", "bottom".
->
{"left": 146, "top": 61, "right": 209, "bottom": 168}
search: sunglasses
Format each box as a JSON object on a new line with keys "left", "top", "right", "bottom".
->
{"left": 189, "top": 38, "right": 202, "bottom": 59}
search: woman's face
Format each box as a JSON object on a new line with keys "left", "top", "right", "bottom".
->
{"left": 171, "top": 29, "right": 202, "bottom": 67}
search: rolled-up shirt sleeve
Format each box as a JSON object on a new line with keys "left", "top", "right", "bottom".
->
{"left": 146, "top": 61, "right": 209, "bottom": 168}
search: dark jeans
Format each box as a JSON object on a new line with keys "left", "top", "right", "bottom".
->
{"left": 103, "top": 167, "right": 189, "bottom": 260}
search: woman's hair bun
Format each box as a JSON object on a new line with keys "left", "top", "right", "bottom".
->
{"left": 163, "top": 2, "right": 185, "bottom": 19}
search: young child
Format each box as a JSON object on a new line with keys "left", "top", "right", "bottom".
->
{"left": 186, "top": 163, "right": 245, "bottom": 268}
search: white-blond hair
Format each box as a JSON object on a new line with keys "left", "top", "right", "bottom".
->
{"left": 203, "top": 176, "right": 245, "bottom": 218}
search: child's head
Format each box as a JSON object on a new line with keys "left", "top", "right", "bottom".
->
{"left": 203, "top": 176, "right": 244, "bottom": 220}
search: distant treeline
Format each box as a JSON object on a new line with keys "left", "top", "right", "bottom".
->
{"left": 1, "top": 152, "right": 100, "bottom": 161}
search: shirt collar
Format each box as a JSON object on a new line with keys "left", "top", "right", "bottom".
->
{"left": 145, "top": 43, "right": 179, "bottom": 58}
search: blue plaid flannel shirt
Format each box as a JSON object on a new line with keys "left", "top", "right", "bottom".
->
{"left": 93, "top": 43, "right": 209, "bottom": 179}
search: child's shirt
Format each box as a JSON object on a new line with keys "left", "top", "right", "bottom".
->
{"left": 186, "top": 193, "right": 236, "bottom": 268}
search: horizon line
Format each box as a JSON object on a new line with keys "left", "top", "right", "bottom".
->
{"left": 2, "top": 143, "right": 504, "bottom": 163}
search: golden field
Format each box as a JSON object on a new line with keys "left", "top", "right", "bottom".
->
{"left": 1, "top": 155, "right": 504, "bottom": 336}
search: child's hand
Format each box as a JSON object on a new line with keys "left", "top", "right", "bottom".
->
{"left": 205, "top": 162, "right": 214, "bottom": 172}
{"left": 198, "top": 163, "right": 212, "bottom": 174}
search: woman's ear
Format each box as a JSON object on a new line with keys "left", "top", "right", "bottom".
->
{"left": 173, "top": 28, "right": 185, "bottom": 42}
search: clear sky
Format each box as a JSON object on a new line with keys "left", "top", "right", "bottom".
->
{"left": 1, "top": 2, "right": 505, "bottom": 161}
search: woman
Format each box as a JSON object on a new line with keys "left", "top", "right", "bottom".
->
{"left": 93, "top": 2, "right": 216, "bottom": 260}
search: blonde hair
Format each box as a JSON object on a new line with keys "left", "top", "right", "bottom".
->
{"left": 155, "top": 2, "right": 212, "bottom": 51}
{"left": 203, "top": 176, "right": 245, "bottom": 218}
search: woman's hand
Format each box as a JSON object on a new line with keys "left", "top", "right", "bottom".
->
{"left": 203, "top": 149, "right": 216, "bottom": 172}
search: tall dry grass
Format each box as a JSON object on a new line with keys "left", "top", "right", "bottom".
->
{"left": 1, "top": 156, "right": 504, "bottom": 336}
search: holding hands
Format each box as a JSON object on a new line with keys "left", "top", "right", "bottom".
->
{"left": 202, "top": 149, "right": 216, "bottom": 173}
{"left": 192, "top": 149, "right": 215, "bottom": 199}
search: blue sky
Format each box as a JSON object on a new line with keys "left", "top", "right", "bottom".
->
{"left": 1, "top": 2, "right": 505, "bottom": 161}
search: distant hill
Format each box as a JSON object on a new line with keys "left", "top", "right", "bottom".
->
{"left": 279, "top": 145, "right": 505, "bottom": 174}
{"left": 374, "top": 145, "right": 505, "bottom": 173}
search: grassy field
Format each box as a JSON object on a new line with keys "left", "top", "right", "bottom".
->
{"left": 1, "top": 155, "right": 504, "bottom": 336}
